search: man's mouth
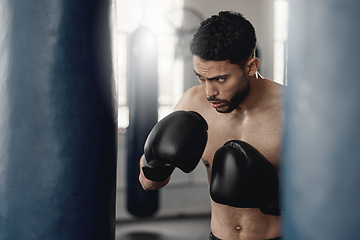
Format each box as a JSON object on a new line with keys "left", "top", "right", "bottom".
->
{"left": 210, "top": 101, "right": 225, "bottom": 109}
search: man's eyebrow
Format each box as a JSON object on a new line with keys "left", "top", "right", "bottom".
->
{"left": 193, "top": 70, "right": 229, "bottom": 80}
{"left": 193, "top": 69, "right": 201, "bottom": 77}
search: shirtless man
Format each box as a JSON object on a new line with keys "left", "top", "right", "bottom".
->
{"left": 139, "top": 11, "right": 283, "bottom": 240}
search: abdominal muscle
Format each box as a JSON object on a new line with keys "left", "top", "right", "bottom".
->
{"left": 210, "top": 200, "right": 281, "bottom": 240}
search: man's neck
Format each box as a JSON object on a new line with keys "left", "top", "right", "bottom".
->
{"left": 236, "top": 74, "right": 265, "bottom": 112}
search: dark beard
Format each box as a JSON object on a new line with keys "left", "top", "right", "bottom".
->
{"left": 209, "top": 83, "right": 250, "bottom": 114}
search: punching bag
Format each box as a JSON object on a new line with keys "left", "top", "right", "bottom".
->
{"left": 126, "top": 26, "right": 159, "bottom": 217}
{"left": 283, "top": 0, "right": 360, "bottom": 239}
{"left": 0, "top": 1, "right": 117, "bottom": 240}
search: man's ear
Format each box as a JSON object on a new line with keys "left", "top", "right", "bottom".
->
{"left": 246, "top": 57, "right": 259, "bottom": 76}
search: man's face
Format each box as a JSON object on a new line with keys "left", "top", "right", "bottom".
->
{"left": 193, "top": 55, "right": 249, "bottom": 113}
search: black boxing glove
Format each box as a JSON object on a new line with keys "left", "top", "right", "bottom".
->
{"left": 210, "top": 140, "right": 281, "bottom": 216}
{"left": 142, "top": 110, "right": 208, "bottom": 182}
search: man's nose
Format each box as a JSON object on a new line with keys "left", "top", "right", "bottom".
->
{"left": 205, "top": 81, "right": 219, "bottom": 97}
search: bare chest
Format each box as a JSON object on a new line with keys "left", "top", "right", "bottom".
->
{"left": 201, "top": 111, "right": 281, "bottom": 171}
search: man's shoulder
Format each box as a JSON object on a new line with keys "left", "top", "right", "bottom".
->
{"left": 262, "top": 78, "right": 284, "bottom": 103}
{"left": 175, "top": 85, "right": 206, "bottom": 111}
{"left": 184, "top": 85, "right": 204, "bottom": 97}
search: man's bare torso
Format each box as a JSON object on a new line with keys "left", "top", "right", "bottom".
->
{"left": 175, "top": 77, "right": 282, "bottom": 239}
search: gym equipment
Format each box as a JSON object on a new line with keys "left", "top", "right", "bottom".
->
{"left": 126, "top": 26, "right": 159, "bottom": 217}
{"left": 284, "top": 0, "right": 360, "bottom": 239}
{"left": 0, "top": 1, "right": 116, "bottom": 239}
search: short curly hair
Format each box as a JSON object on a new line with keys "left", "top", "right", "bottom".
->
{"left": 190, "top": 11, "right": 257, "bottom": 65}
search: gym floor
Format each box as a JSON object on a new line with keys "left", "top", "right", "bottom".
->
{"left": 115, "top": 214, "right": 211, "bottom": 240}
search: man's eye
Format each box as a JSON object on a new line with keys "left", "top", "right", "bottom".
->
{"left": 218, "top": 77, "right": 226, "bottom": 83}
{"left": 197, "top": 76, "right": 205, "bottom": 81}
